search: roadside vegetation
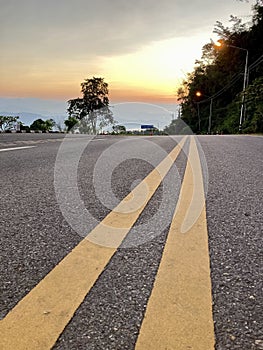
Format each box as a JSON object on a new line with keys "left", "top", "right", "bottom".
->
{"left": 0, "top": 116, "right": 19, "bottom": 132}
{"left": 0, "top": 115, "right": 58, "bottom": 133}
{"left": 165, "top": 1, "right": 263, "bottom": 134}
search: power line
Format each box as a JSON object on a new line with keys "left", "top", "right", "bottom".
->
{"left": 198, "top": 73, "right": 243, "bottom": 104}
{"left": 248, "top": 54, "right": 263, "bottom": 71}
{"left": 198, "top": 53, "right": 263, "bottom": 104}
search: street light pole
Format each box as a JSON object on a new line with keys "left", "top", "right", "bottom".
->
{"left": 238, "top": 48, "right": 249, "bottom": 131}
{"left": 215, "top": 42, "right": 249, "bottom": 132}
{"left": 197, "top": 102, "right": 201, "bottom": 133}
{"left": 208, "top": 98, "right": 213, "bottom": 135}
{"left": 196, "top": 91, "right": 212, "bottom": 134}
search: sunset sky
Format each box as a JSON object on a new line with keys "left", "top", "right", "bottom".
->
{"left": 0, "top": 0, "right": 254, "bottom": 113}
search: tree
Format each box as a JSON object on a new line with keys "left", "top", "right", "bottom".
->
{"left": 30, "top": 118, "right": 55, "bottom": 132}
{"left": 45, "top": 119, "right": 56, "bottom": 131}
{"left": 66, "top": 77, "right": 116, "bottom": 134}
{"left": 176, "top": 3, "right": 263, "bottom": 134}
{"left": 0, "top": 116, "right": 19, "bottom": 131}
{"left": 64, "top": 117, "right": 78, "bottom": 132}
{"left": 112, "top": 125, "right": 126, "bottom": 133}
{"left": 163, "top": 118, "right": 192, "bottom": 135}
{"left": 19, "top": 122, "right": 30, "bottom": 132}
{"left": 242, "top": 76, "right": 263, "bottom": 133}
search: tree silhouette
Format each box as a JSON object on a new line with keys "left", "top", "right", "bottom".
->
{"left": 67, "top": 77, "right": 115, "bottom": 134}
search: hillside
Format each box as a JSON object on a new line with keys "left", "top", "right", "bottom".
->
{"left": 172, "top": 2, "right": 263, "bottom": 134}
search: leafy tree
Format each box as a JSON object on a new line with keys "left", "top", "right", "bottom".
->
{"left": 19, "top": 122, "right": 30, "bottom": 132}
{"left": 0, "top": 116, "right": 19, "bottom": 131}
{"left": 163, "top": 118, "right": 192, "bottom": 135}
{"left": 30, "top": 119, "right": 44, "bottom": 131}
{"left": 45, "top": 119, "right": 56, "bottom": 131}
{"left": 66, "top": 77, "right": 115, "bottom": 134}
{"left": 113, "top": 125, "right": 126, "bottom": 133}
{"left": 176, "top": 3, "right": 263, "bottom": 134}
{"left": 64, "top": 117, "right": 78, "bottom": 132}
{"left": 30, "top": 118, "right": 55, "bottom": 132}
{"left": 242, "top": 76, "right": 263, "bottom": 132}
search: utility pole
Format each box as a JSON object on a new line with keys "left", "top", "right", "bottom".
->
{"left": 239, "top": 49, "right": 249, "bottom": 131}
{"left": 208, "top": 98, "right": 213, "bottom": 134}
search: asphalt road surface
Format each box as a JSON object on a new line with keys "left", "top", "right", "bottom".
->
{"left": 0, "top": 133, "right": 262, "bottom": 350}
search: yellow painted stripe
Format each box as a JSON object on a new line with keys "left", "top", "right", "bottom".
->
{"left": 135, "top": 136, "right": 215, "bottom": 350}
{"left": 0, "top": 137, "right": 186, "bottom": 350}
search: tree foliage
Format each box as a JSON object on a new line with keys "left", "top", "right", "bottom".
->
{"left": 30, "top": 118, "right": 55, "bottom": 132}
{"left": 175, "top": 3, "right": 263, "bottom": 134}
{"left": 112, "top": 125, "right": 126, "bottom": 133}
{"left": 64, "top": 117, "right": 78, "bottom": 132}
{"left": 66, "top": 77, "right": 115, "bottom": 134}
{"left": 163, "top": 118, "right": 193, "bottom": 135}
{"left": 0, "top": 116, "right": 19, "bottom": 131}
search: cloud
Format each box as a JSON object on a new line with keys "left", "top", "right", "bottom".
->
{"left": 0, "top": 0, "right": 253, "bottom": 60}
{"left": 0, "top": 0, "right": 253, "bottom": 100}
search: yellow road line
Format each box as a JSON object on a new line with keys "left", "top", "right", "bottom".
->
{"left": 135, "top": 136, "right": 215, "bottom": 350}
{"left": 0, "top": 137, "right": 186, "bottom": 350}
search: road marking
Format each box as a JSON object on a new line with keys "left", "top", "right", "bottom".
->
{"left": 0, "top": 146, "right": 36, "bottom": 152}
{"left": 0, "top": 137, "right": 186, "bottom": 350}
{"left": 135, "top": 136, "right": 215, "bottom": 350}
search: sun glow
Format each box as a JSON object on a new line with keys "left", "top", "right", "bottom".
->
{"left": 99, "top": 35, "right": 209, "bottom": 102}
{"left": 0, "top": 34, "right": 211, "bottom": 102}
{"left": 214, "top": 41, "right": 222, "bottom": 47}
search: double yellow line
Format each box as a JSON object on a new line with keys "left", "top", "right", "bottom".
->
{"left": 136, "top": 137, "right": 214, "bottom": 350}
{"left": 0, "top": 136, "right": 214, "bottom": 350}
